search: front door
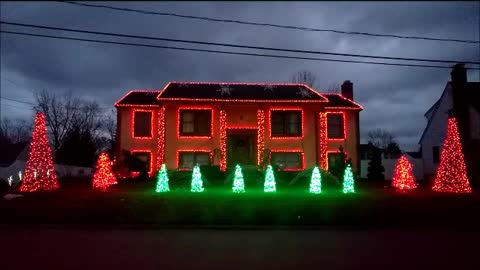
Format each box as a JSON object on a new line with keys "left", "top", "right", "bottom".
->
{"left": 227, "top": 132, "right": 256, "bottom": 168}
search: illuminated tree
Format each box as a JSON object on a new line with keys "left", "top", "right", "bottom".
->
{"left": 191, "top": 164, "right": 204, "bottom": 192}
{"left": 155, "top": 164, "right": 170, "bottom": 192}
{"left": 432, "top": 117, "right": 472, "bottom": 193}
{"left": 391, "top": 155, "right": 417, "bottom": 190}
{"left": 342, "top": 164, "right": 355, "bottom": 193}
{"left": 232, "top": 164, "right": 245, "bottom": 193}
{"left": 92, "top": 152, "right": 117, "bottom": 191}
{"left": 309, "top": 166, "right": 322, "bottom": 194}
{"left": 264, "top": 165, "right": 276, "bottom": 192}
{"left": 19, "top": 113, "right": 59, "bottom": 192}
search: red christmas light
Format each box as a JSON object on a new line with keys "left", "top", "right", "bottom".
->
{"left": 324, "top": 93, "right": 364, "bottom": 110}
{"left": 432, "top": 117, "right": 472, "bottom": 193}
{"left": 326, "top": 111, "right": 347, "bottom": 141}
{"left": 19, "top": 113, "right": 59, "bottom": 192}
{"left": 269, "top": 150, "right": 305, "bottom": 171}
{"left": 157, "top": 106, "right": 166, "bottom": 167}
{"left": 177, "top": 106, "right": 214, "bottom": 139}
{"left": 257, "top": 108, "right": 265, "bottom": 166}
{"left": 268, "top": 108, "right": 304, "bottom": 139}
{"left": 326, "top": 150, "right": 342, "bottom": 171}
{"left": 391, "top": 155, "right": 418, "bottom": 190}
{"left": 92, "top": 152, "right": 117, "bottom": 191}
{"left": 219, "top": 109, "right": 227, "bottom": 171}
{"left": 130, "top": 149, "right": 153, "bottom": 175}
{"left": 318, "top": 112, "right": 328, "bottom": 170}
{"left": 114, "top": 90, "right": 161, "bottom": 107}
{"left": 131, "top": 109, "right": 154, "bottom": 139}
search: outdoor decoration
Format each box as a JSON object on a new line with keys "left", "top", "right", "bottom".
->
{"left": 155, "top": 164, "right": 170, "bottom": 192}
{"left": 191, "top": 164, "right": 204, "bottom": 192}
{"left": 264, "top": 165, "right": 276, "bottom": 192}
{"left": 309, "top": 166, "right": 322, "bottom": 194}
{"left": 342, "top": 164, "right": 355, "bottom": 193}
{"left": 432, "top": 117, "right": 472, "bottom": 193}
{"left": 19, "top": 113, "right": 59, "bottom": 192}
{"left": 391, "top": 155, "right": 417, "bottom": 190}
{"left": 232, "top": 164, "right": 245, "bottom": 193}
{"left": 92, "top": 152, "right": 117, "bottom": 191}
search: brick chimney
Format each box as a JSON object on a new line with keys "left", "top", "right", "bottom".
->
{"left": 451, "top": 63, "right": 467, "bottom": 88}
{"left": 341, "top": 80, "right": 354, "bottom": 100}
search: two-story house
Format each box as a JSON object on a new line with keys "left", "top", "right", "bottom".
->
{"left": 114, "top": 81, "right": 363, "bottom": 178}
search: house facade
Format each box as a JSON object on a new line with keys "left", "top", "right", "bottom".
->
{"left": 114, "top": 81, "right": 362, "bottom": 177}
{"left": 419, "top": 64, "right": 480, "bottom": 189}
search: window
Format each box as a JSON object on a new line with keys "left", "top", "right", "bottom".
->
{"left": 327, "top": 113, "right": 344, "bottom": 139}
{"left": 179, "top": 152, "right": 211, "bottom": 168}
{"left": 131, "top": 152, "right": 151, "bottom": 173}
{"left": 133, "top": 111, "right": 152, "bottom": 138}
{"left": 432, "top": 146, "right": 440, "bottom": 164}
{"left": 271, "top": 111, "right": 302, "bottom": 137}
{"left": 328, "top": 152, "right": 343, "bottom": 170}
{"left": 271, "top": 152, "right": 302, "bottom": 169}
{"left": 180, "top": 110, "right": 212, "bottom": 136}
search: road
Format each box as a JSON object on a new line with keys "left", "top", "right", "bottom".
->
{"left": 0, "top": 228, "right": 478, "bottom": 269}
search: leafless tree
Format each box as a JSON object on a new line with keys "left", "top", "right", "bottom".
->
{"left": 367, "top": 129, "right": 396, "bottom": 150}
{"left": 0, "top": 117, "right": 32, "bottom": 143}
{"left": 291, "top": 70, "right": 317, "bottom": 88}
{"left": 102, "top": 109, "right": 116, "bottom": 143}
{"left": 326, "top": 82, "right": 341, "bottom": 93}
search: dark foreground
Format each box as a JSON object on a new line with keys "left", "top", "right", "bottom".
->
{"left": 1, "top": 228, "right": 479, "bottom": 270}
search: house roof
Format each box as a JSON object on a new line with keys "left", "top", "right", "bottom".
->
{"left": 0, "top": 142, "right": 28, "bottom": 167}
{"left": 156, "top": 82, "right": 328, "bottom": 102}
{"left": 116, "top": 82, "right": 362, "bottom": 109}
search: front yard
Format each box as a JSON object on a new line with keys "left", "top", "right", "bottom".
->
{"left": 1, "top": 179, "right": 479, "bottom": 229}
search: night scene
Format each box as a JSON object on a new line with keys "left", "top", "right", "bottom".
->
{"left": 0, "top": 1, "right": 479, "bottom": 269}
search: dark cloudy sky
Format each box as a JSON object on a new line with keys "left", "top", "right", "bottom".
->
{"left": 1, "top": 1, "right": 479, "bottom": 150}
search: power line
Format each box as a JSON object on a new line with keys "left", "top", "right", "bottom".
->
{"left": 1, "top": 103, "right": 36, "bottom": 111}
{"left": 2, "top": 30, "right": 469, "bottom": 70}
{"left": 1, "top": 76, "right": 37, "bottom": 93}
{"left": 1, "top": 97, "right": 35, "bottom": 105}
{"left": 58, "top": 1, "right": 480, "bottom": 44}
{"left": 2, "top": 21, "right": 478, "bottom": 65}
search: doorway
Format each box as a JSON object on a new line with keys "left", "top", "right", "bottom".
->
{"left": 226, "top": 130, "right": 257, "bottom": 168}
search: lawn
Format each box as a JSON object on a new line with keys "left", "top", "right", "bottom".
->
{"left": 1, "top": 179, "right": 480, "bottom": 229}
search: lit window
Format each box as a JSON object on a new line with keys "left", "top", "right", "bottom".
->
{"left": 179, "top": 152, "right": 211, "bottom": 168}
{"left": 133, "top": 111, "right": 152, "bottom": 138}
{"left": 271, "top": 152, "right": 302, "bottom": 169}
{"left": 271, "top": 111, "right": 302, "bottom": 137}
{"left": 180, "top": 110, "right": 212, "bottom": 136}
{"left": 327, "top": 114, "right": 344, "bottom": 139}
{"left": 328, "top": 152, "right": 343, "bottom": 170}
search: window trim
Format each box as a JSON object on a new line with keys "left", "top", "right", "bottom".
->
{"left": 326, "top": 112, "right": 346, "bottom": 140}
{"left": 130, "top": 150, "right": 153, "bottom": 175}
{"left": 177, "top": 107, "right": 214, "bottom": 138}
{"left": 326, "top": 150, "right": 343, "bottom": 171}
{"left": 132, "top": 109, "right": 153, "bottom": 139}
{"left": 177, "top": 150, "right": 212, "bottom": 170}
{"left": 269, "top": 150, "right": 305, "bottom": 171}
{"left": 269, "top": 108, "right": 304, "bottom": 139}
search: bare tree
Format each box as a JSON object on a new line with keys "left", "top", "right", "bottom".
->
{"left": 0, "top": 117, "right": 32, "bottom": 144}
{"left": 367, "top": 129, "right": 396, "bottom": 150}
{"left": 291, "top": 70, "right": 317, "bottom": 88}
{"left": 327, "top": 82, "right": 341, "bottom": 93}
{"left": 102, "top": 109, "right": 117, "bottom": 143}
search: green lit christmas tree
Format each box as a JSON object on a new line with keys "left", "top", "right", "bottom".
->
{"left": 232, "top": 164, "right": 245, "bottom": 193}
{"left": 309, "top": 166, "right": 322, "bottom": 194}
{"left": 190, "top": 164, "right": 204, "bottom": 192}
{"left": 155, "top": 164, "right": 170, "bottom": 192}
{"left": 342, "top": 163, "right": 355, "bottom": 193}
{"left": 264, "top": 165, "right": 276, "bottom": 192}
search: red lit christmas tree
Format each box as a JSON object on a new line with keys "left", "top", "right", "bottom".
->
{"left": 391, "top": 155, "right": 417, "bottom": 190}
{"left": 19, "top": 113, "right": 59, "bottom": 192}
{"left": 92, "top": 152, "right": 117, "bottom": 191}
{"left": 432, "top": 117, "right": 472, "bottom": 193}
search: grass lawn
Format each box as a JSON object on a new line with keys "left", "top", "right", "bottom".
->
{"left": 1, "top": 179, "right": 480, "bottom": 229}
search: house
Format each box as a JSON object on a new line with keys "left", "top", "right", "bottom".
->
{"left": 419, "top": 64, "right": 480, "bottom": 188}
{"left": 114, "top": 81, "right": 363, "bottom": 177}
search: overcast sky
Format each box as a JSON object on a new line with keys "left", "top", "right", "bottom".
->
{"left": 1, "top": 1, "right": 479, "bottom": 150}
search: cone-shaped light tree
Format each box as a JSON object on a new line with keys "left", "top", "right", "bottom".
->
{"left": 264, "top": 165, "right": 276, "bottom": 192}
{"left": 19, "top": 113, "right": 59, "bottom": 192}
{"left": 92, "top": 152, "right": 117, "bottom": 191}
{"left": 309, "top": 166, "right": 322, "bottom": 194}
{"left": 191, "top": 164, "right": 204, "bottom": 192}
{"left": 342, "top": 164, "right": 355, "bottom": 194}
{"left": 156, "top": 164, "right": 170, "bottom": 192}
{"left": 432, "top": 117, "right": 472, "bottom": 193}
{"left": 391, "top": 155, "right": 418, "bottom": 190}
{"left": 232, "top": 164, "right": 245, "bottom": 193}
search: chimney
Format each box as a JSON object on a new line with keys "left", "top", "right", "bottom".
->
{"left": 451, "top": 63, "right": 467, "bottom": 87}
{"left": 341, "top": 80, "right": 354, "bottom": 100}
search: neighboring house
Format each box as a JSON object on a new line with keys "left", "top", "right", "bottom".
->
{"left": 419, "top": 64, "right": 480, "bottom": 188}
{"left": 359, "top": 144, "right": 423, "bottom": 180}
{"left": 114, "top": 81, "right": 363, "bottom": 177}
